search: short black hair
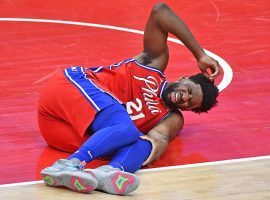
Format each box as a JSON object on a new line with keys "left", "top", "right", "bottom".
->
{"left": 189, "top": 73, "right": 219, "bottom": 114}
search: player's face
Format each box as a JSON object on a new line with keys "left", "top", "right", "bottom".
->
{"left": 163, "top": 77, "right": 203, "bottom": 111}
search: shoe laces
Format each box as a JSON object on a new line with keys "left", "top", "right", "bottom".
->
{"left": 68, "top": 158, "right": 86, "bottom": 171}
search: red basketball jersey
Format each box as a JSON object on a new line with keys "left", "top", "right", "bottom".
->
{"left": 85, "top": 58, "right": 171, "bottom": 133}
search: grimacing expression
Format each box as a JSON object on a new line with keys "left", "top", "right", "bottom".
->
{"left": 163, "top": 77, "right": 203, "bottom": 111}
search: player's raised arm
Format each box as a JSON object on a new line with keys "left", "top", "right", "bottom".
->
{"left": 134, "top": 2, "right": 220, "bottom": 80}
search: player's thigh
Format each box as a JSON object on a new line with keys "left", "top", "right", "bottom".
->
{"left": 38, "top": 113, "right": 87, "bottom": 153}
{"left": 38, "top": 73, "right": 97, "bottom": 139}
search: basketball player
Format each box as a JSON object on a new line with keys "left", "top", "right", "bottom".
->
{"left": 38, "top": 3, "right": 220, "bottom": 195}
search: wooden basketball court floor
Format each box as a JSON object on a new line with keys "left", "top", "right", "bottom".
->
{"left": 0, "top": 0, "right": 270, "bottom": 199}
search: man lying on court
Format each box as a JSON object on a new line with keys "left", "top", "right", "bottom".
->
{"left": 38, "top": 2, "right": 220, "bottom": 195}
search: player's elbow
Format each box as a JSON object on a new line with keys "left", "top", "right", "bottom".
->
{"left": 152, "top": 2, "right": 169, "bottom": 15}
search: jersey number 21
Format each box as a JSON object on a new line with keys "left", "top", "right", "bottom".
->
{"left": 126, "top": 98, "right": 145, "bottom": 121}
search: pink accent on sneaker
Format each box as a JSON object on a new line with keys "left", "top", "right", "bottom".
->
{"left": 111, "top": 172, "right": 135, "bottom": 194}
{"left": 70, "top": 177, "right": 95, "bottom": 193}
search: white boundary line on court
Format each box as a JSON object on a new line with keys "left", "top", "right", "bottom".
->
{"left": 139, "top": 155, "right": 270, "bottom": 173}
{"left": 0, "top": 155, "right": 269, "bottom": 188}
{"left": 0, "top": 17, "right": 233, "bottom": 91}
{"left": 0, "top": 18, "right": 235, "bottom": 188}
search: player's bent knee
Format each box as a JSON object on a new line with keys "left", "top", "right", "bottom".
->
{"left": 114, "top": 122, "right": 141, "bottom": 142}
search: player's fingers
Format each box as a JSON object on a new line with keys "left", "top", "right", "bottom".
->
{"left": 211, "top": 70, "right": 218, "bottom": 78}
{"left": 209, "top": 63, "right": 216, "bottom": 73}
{"left": 210, "top": 63, "right": 220, "bottom": 79}
{"left": 140, "top": 135, "right": 151, "bottom": 141}
{"left": 210, "top": 77, "right": 216, "bottom": 82}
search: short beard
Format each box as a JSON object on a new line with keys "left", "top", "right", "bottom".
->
{"left": 162, "top": 82, "right": 180, "bottom": 109}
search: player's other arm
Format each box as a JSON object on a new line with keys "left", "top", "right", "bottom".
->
{"left": 141, "top": 112, "right": 184, "bottom": 165}
{"left": 135, "top": 2, "right": 205, "bottom": 71}
{"left": 134, "top": 2, "right": 220, "bottom": 80}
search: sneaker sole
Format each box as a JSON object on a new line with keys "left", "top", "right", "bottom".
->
{"left": 41, "top": 171, "right": 98, "bottom": 193}
{"left": 85, "top": 170, "right": 139, "bottom": 195}
{"left": 111, "top": 171, "right": 138, "bottom": 195}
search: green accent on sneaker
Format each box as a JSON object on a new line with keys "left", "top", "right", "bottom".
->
{"left": 43, "top": 176, "right": 54, "bottom": 186}
{"left": 115, "top": 176, "right": 129, "bottom": 190}
{"left": 74, "top": 179, "right": 87, "bottom": 191}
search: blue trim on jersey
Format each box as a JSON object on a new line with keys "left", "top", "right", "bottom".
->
{"left": 92, "top": 66, "right": 103, "bottom": 72}
{"left": 160, "top": 81, "right": 168, "bottom": 99}
{"left": 64, "top": 66, "right": 122, "bottom": 112}
{"left": 87, "top": 66, "right": 105, "bottom": 73}
{"left": 64, "top": 67, "right": 101, "bottom": 111}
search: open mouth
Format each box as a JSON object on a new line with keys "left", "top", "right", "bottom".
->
{"left": 170, "top": 91, "right": 182, "bottom": 104}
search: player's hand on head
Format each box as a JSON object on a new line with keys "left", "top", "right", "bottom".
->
{"left": 197, "top": 54, "right": 221, "bottom": 81}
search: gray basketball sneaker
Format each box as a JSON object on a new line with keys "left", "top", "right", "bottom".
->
{"left": 41, "top": 158, "right": 98, "bottom": 193}
{"left": 84, "top": 165, "right": 140, "bottom": 195}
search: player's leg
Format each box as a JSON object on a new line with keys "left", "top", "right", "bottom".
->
{"left": 68, "top": 101, "right": 141, "bottom": 163}
{"left": 109, "top": 134, "right": 152, "bottom": 173}
{"left": 39, "top": 100, "right": 142, "bottom": 195}
{"left": 38, "top": 111, "right": 87, "bottom": 153}
{"left": 84, "top": 135, "right": 151, "bottom": 195}
{"left": 38, "top": 112, "right": 98, "bottom": 193}
{"left": 65, "top": 101, "right": 151, "bottom": 195}
{"left": 39, "top": 69, "right": 142, "bottom": 195}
